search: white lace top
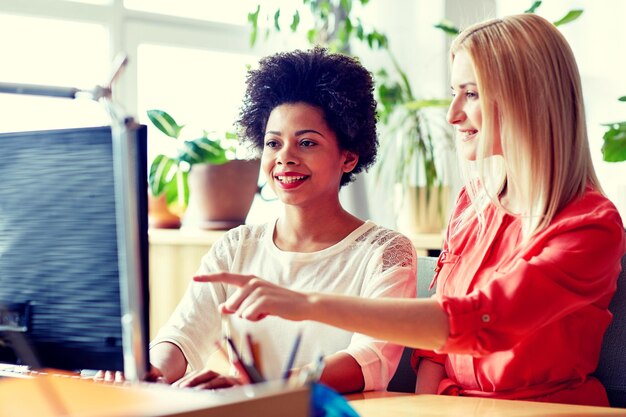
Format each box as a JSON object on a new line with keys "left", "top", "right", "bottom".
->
{"left": 151, "top": 220, "right": 416, "bottom": 391}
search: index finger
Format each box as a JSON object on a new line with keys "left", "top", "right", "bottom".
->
{"left": 193, "top": 272, "right": 254, "bottom": 287}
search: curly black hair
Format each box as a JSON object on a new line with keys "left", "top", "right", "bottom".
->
{"left": 237, "top": 47, "right": 378, "bottom": 187}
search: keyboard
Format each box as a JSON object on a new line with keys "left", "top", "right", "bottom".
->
{"left": 0, "top": 363, "right": 33, "bottom": 378}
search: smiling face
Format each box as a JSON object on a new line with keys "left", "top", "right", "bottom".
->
{"left": 261, "top": 103, "right": 358, "bottom": 207}
{"left": 447, "top": 49, "right": 501, "bottom": 161}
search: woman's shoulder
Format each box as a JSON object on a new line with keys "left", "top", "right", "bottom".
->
{"left": 217, "top": 222, "right": 273, "bottom": 248}
{"left": 360, "top": 222, "right": 412, "bottom": 245}
{"left": 556, "top": 187, "right": 623, "bottom": 227}
{"left": 542, "top": 187, "right": 625, "bottom": 251}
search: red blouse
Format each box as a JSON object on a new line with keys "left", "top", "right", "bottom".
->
{"left": 426, "top": 187, "right": 625, "bottom": 406}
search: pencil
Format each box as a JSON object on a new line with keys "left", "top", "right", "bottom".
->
{"left": 282, "top": 332, "right": 302, "bottom": 381}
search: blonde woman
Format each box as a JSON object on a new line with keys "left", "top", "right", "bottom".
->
{"left": 197, "top": 14, "right": 625, "bottom": 405}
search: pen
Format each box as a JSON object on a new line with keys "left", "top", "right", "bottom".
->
{"left": 282, "top": 331, "right": 302, "bottom": 381}
{"left": 298, "top": 354, "right": 325, "bottom": 386}
{"left": 246, "top": 333, "right": 264, "bottom": 378}
{"left": 214, "top": 340, "right": 251, "bottom": 385}
{"left": 226, "top": 337, "right": 267, "bottom": 384}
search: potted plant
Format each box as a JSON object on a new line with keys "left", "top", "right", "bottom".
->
{"left": 248, "top": 0, "right": 453, "bottom": 234}
{"left": 147, "top": 109, "right": 260, "bottom": 229}
{"left": 373, "top": 59, "right": 453, "bottom": 235}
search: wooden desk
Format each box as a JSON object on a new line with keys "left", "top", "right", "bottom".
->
{"left": 0, "top": 374, "right": 309, "bottom": 417}
{"left": 148, "top": 227, "right": 443, "bottom": 338}
{"left": 5, "top": 375, "right": 622, "bottom": 417}
{"left": 347, "top": 391, "right": 626, "bottom": 417}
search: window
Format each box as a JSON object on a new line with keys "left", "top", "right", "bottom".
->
{"left": 0, "top": 12, "right": 110, "bottom": 131}
{"left": 136, "top": 44, "right": 258, "bottom": 163}
{"left": 0, "top": 0, "right": 284, "bottom": 221}
{"left": 123, "top": 0, "right": 309, "bottom": 27}
{"left": 124, "top": 0, "right": 253, "bottom": 25}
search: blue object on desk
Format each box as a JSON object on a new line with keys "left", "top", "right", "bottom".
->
{"left": 311, "top": 383, "right": 360, "bottom": 417}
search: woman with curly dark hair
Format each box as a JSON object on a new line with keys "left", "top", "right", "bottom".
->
{"left": 149, "top": 47, "right": 417, "bottom": 393}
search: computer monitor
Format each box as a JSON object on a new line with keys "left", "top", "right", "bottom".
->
{"left": 0, "top": 123, "right": 149, "bottom": 380}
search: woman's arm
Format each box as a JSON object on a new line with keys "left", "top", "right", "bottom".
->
{"left": 317, "top": 352, "right": 365, "bottom": 394}
{"left": 305, "top": 294, "right": 449, "bottom": 350}
{"left": 194, "top": 273, "right": 450, "bottom": 351}
{"left": 149, "top": 341, "right": 188, "bottom": 383}
{"left": 415, "top": 359, "right": 446, "bottom": 394}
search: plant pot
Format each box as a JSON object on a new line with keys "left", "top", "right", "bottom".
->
{"left": 148, "top": 192, "right": 181, "bottom": 229}
{"left": 395, "top": 184, "right": 449, "bottom": 235}
{"left": 183, "top": 159, "right": 261, "bottom": 230}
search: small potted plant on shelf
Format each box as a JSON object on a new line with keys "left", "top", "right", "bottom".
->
{"left": 147, "top": 109, "right": 260, "bottom": 230}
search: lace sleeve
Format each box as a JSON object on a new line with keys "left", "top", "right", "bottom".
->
{"left": 382, "top": 233, "right": 415, "bottom": 271}
{"left": 359, "top": 227, "right": 416, "bottom": 272}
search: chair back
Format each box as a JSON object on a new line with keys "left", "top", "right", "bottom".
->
{"left": 387, "top": 256, "right": 437, "bottom": 392}
{"left": 594, "top": 251, "right": 626, "bottom": 408}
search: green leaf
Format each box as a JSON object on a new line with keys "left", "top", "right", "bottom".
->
{"left": 248, "top": 5, "right": 260, "bottom": 46}
{"left": 178, "top": 137, "right": 229, "bottom": 165}
{"left": 160, "top": 170, "right": 188, "bottom": 208}
{"left": 147, "top": 110, "right": 184, "bottom": 139}
{"left": 319, "top": 1, "right": 331, "bottom": 18}
{"left": 434, "top": 21, "right": 460, "bottom": 36}
{"left": 553, "top": 10, "right": 583, "bottom": 26}
{"left": 290, "top": 10, "right": 300, "bottom": 32}
{"left": 307, "top": 28, "right": 317, "bottom": 44}
{"left": 340, "top": 0, "right": 352, "bottom": 14}
{"left": 170, "top": 170, "right": 189, "bottom": 207}
{"left": 602, "top": 122, "right": 626, "bottom": 162}
{"left": 524, "top": 1, "right": 542, "bottom": 13}
{"left": 274, "top": 9, "right": 281, "bottom": 31}
{"left": 355, "top": 20, "right": 364, "bottom": 40}
{"left": 405, "top": 98, "right": 452, "bottom": 110}
{"left": 376, "top": 68, "right": 388, "bottom": 77}
{"left": 344, "top": 17, "right": 353, "bottom": 35}
{"left": 366, "top": 31, "right": 387, "bottom": 49}
{"left": 618, "top": 96, "right": 626, "bottom": 102}
{"left": 337, "top": 23, "right": 349, "bottom": 46}
{"left": 149, "top": 154, "right": 178, "bottom": 196}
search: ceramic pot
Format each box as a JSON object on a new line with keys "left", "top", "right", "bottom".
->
{"left": 395, "top": 184, "right": 449, "bottom": 234}
{"left": 184, "top": 159, "right": 261, "bottom": 230}
{"left": 148, "top": 192, "right": 181, "bottom": 229}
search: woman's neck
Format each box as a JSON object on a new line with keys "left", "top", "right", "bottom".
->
{"left": 499, "top": 181, "right": 524, "bottom": 214}
{"left": 274, "top": 205, "right": 365, "bottom": 252}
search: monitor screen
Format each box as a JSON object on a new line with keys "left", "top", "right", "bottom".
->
{"left": 0, "top": 124, "right": 149, "bottom": 379}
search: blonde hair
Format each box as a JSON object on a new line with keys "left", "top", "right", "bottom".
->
{"left": 450, "top": 13, "right": 601, "bottom": 241}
